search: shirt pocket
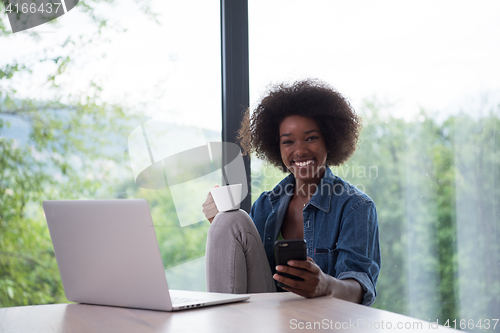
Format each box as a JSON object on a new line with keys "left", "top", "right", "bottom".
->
{"left": 313, "top": 248, "right": 339, "bottom": 276}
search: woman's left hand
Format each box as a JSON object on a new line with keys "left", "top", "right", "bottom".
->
{"left": 273, "top": 257, "right": 333, "bottom": 298}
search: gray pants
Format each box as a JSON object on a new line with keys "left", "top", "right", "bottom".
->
{"left": 205, "top": 209, "right": 276, "bottom": 294}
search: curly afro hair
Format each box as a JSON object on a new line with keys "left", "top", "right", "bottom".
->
{"left": 238, "top": 78, "right": 361, "bottom": 172}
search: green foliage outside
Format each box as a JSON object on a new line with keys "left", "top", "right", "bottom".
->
{"left": 250, "top": 99, "right": 500, "bottom": 331}
{"left": 0, "top": 0, "right": 159, "bottom": 307}
{"left": 337, "top": 100, "right": 500, "bottom": 329}
{"left": 133, "top": 185, "right": 210, "bottom": 271}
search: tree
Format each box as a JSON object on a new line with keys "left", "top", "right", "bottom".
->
{"left": 0, "top": 0, "right": 155, "bottom": 306}
{"left": 341, "top": 97, "right": 500, "bottom": 328}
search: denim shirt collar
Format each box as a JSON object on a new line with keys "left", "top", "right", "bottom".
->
{"left": 267, "top": 166, "right": 335, "bottom": 213}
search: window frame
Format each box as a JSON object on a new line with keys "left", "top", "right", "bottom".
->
{"left": 220, "top": 0, "right": 251, "bottom": 212}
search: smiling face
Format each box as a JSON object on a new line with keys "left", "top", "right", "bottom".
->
{"left": 279, "top": 115, "right": 328, "bottom": 183}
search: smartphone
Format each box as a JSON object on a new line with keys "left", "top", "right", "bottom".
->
{"left": 274, "top": 239, "right": 307, "bottom": 288}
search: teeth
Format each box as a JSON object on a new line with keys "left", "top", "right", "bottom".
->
{"left": 295, "top": 160, "right": 313, "bottom": 167}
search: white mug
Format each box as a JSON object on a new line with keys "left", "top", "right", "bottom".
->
{"left": 210, "top": 184, "right": 242, "bottom": 212}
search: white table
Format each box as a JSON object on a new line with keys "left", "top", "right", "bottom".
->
{"left": 0, "top": 292, "right": 458, "bottom": 332}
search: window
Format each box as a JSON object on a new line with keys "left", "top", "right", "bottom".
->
{"left": 249, "top": 0, "right": 500, "bottom": 326}
{"left": 0, "top": 0, "right": 220, "bottom": 305}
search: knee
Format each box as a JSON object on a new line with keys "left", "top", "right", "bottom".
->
{"left": 207, "top": 209, "right": 260, "bottom": 252}
{"left": 211, "top": 209, "right": 252, "bottom": 229}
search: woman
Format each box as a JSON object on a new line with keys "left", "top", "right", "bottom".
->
{"left": 202, "top": 79, "right": 380, "bottom": 306}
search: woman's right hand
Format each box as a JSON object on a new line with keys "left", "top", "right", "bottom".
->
{"left": 202, "top": 185, "right": 219, "bottom": 223}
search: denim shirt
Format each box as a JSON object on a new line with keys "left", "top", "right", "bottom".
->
{"left": 249, "top": 167, "right": 381, "bottom": 306}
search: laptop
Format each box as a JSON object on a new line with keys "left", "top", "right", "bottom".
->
{"left": 43, "top": 199, "right": 249, "bottom": 311}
